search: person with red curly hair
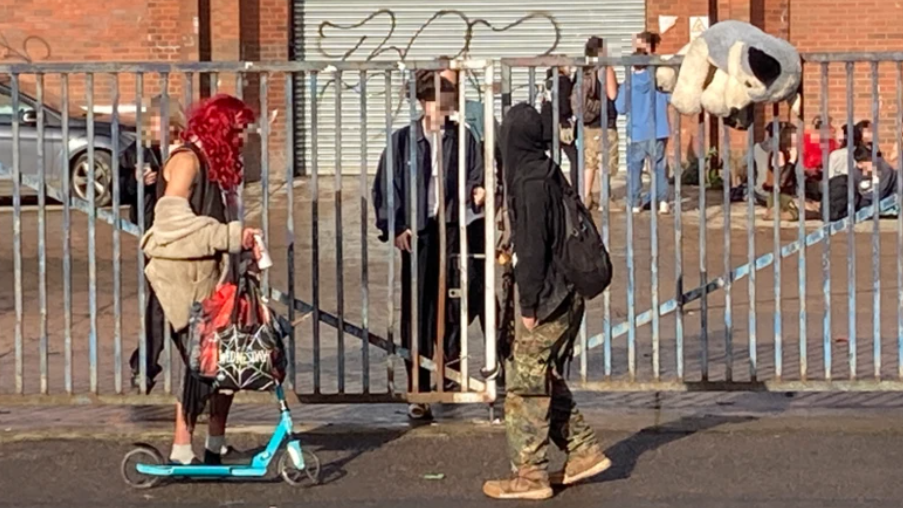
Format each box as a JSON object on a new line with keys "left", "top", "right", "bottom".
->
{"left": 141, "top": 94, "right": 260, "bottom": 465}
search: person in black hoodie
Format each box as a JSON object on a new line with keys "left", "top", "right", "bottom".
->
{"left": 483, "top": 103, "right": 608, "bottom": 501}
{"left": 372, "top": 71, "right": 485, "bottom": 420}
{"left": 122, "top": 95, "right": 184, "bottom": 393}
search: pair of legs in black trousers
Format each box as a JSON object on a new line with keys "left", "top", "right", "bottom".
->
{"left": 129, "top": 284, "right": 167, "bottom": 392}
{"left": 401, "top": 219, "right": 463, "bottom": 392}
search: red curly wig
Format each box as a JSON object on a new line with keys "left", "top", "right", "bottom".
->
{"left": 180, "top": 94, "right": 255, "bottom": 190}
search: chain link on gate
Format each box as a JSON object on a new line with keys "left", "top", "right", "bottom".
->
{"left": 3, "top": 53, "right": 903, "bottom": 403}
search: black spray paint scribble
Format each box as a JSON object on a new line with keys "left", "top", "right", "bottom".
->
{"left": 317, "top": 9, "right": 560, "bottom": 63}
{"left": 314, "top": 9, "right": 560, "bottom": 124}
{"left": 0, "top": 32, "right": 51, "bottom": 62}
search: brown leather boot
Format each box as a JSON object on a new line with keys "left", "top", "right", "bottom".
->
{"left": 483, "top": 468, "right": 554, "bottom": 500}
{"left": 550, "top": 446, "right": 612, "bottom": 486}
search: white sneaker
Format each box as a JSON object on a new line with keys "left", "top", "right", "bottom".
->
{"left": 658, "top": 202, "right": 671, "bottom": 215}
{"left": 631, "top": 206, "right": 642, "bottom": 214}
{"left": 407, "top": 403, "right": 433, "bottom": 421}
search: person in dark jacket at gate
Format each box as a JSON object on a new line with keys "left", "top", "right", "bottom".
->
{"left": 372, "top": 71, "right": 485, "bottom": 420}
{"left": 119, "top": 95, "right": 184, "bottom": 230}
{"left": 122, "top": 95, "right": 185, "bottom": 393}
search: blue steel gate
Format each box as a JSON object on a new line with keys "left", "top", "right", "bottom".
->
{"left": 1, "top": 53, "right": 902, "bottom": 405}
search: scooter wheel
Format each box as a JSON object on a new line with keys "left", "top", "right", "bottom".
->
{"left": 121, "top": 446, "right": 165, "bottom": 489}
{"left": 279, "top": 449, "right": 321, "bottom": 487}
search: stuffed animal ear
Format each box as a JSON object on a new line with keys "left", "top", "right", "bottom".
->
{"left": 748, "top": 47, "right": 781, "bottom": 89}
{"left": 723, "top": 104, "right": 754, "bottom": 130}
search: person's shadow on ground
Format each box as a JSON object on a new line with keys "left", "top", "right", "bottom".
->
{"left": 589, "top": 414, "right": 757, "bottom": 485}
{"left": 222, "top": 429, "right": 409, "bottom": 486}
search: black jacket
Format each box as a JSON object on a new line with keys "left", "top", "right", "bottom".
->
{"left": 372, "top": 117, "right": 484, "bottom": 241}
{"left": 540, "top": 73, "right": 574, "bottom": 135}
{"left": 119, "top": 141, "right": 163, "bottom": 230}
{"left": 502, "top": 104, "right": 572, "bottom": 321}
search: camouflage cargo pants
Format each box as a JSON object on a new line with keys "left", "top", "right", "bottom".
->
{"left": 504, "top": 295, "right": 598, "bottom": 472}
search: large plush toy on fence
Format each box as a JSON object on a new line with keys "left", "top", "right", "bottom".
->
{"left": 655, "top": 20, "right": 802, "bottom": 129}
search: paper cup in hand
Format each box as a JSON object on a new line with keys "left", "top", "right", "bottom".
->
{"left": 253, "top": 233, "right": 273, "bottom": 270}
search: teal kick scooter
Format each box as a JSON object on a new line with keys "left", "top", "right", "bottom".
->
{"left": 121, "top": 384, "right": 321, "bottom": 488}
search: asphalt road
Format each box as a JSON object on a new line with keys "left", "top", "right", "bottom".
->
{"left": 3, "top": 421, "right": 903, "bottom": 508}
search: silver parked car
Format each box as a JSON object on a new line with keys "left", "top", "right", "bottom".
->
{"left": 0, "top": 79, "right": 136, "bottom": 206}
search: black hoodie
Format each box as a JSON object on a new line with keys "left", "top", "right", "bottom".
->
{"left": 119, "top": 141, "right": 164, "bottom": 230}
{"left": 502, "top": 103, "right": 572, "bottom": 321}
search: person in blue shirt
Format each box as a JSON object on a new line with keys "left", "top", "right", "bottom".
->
{"left": 615, "top": 31, "right": 672, "bottom": 214}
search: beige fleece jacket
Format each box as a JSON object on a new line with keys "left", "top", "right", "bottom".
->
{"left": 141, "top": 196, "right": 242, "bottom": 331}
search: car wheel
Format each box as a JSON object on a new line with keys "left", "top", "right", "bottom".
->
{"left": 71, "top": 151, "right": 113, "bottom": 207}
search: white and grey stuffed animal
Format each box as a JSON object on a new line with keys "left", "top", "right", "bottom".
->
{"left": 656, "top": 20, "right": 801, "bottom": 130}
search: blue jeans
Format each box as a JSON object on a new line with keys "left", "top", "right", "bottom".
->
{"left": 627, "top": 138, "right": 669, "bottom": 208}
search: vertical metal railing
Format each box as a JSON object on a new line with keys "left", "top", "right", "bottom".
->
{"left": 11, "top": 73, "right": 23, "bottom": 394}
{"left": 36, "top": 73, "right": 48, "bottom": 395}
{"left": 457, "top": 65, "right": 470, "bottom": 392}
{"left": 359, "top": 69, "right": 370, "bottom": 394}
{"left": 285, "top": 72, "right": 297, "bottom": 391}
{"left": 333, "top": 70, "right": 345, "bottom": 393}
{"left": 820, "top": 63, "right": 832, "bottom": 381}
{"left": 309, "top": 70, "right": 322, "bottom": 395}
{"left": 3, "top": 56, "right": 903, "bottom": 400}
{"left": 846, "top": 63, "right": 857, "bottom": 380}
{"left": 771, "top": 108, "right": 783, "bottom": 381}
{"left": 111, "top": 73, "right": 123, "bottom": 394}
{"left": 135, "top": 72, "right": 148, "bottom": 396}
{"left": 699, "top": 112, "right": 709, "bottom": 382}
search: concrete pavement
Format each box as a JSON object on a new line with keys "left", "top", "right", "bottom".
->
{"left": 3, "top": 411, "right": 903, "bottom": 508}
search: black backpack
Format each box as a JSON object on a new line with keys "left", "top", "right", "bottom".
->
{"left": 549, "top": 167, "right": 613, "bottom": 300}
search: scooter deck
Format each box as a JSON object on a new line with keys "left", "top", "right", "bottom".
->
{"left": 136, "top": 464, "right": 269, "bottom": 478}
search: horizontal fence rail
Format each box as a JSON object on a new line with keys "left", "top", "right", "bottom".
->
{"left": 1, "top": 54, "right": 903, "bottom": 404}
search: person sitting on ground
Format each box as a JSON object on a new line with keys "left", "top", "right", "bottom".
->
{"left": 827, "top": 123, "right": 860, "bottom": 180}
{"left": 823, "top": 144, "right": 899, "bottom": 221}
{"left": 803, "top": 114, "right": 837, "bottom": 177}
{"left": 761, "top": 124, "right": 800, "bottom": 220}
{"left": 855, "top": 119, "right": 882, "bottom": 158}
{"left": 853, "top": 144, "right": 899, "bottom": 209}
{"left": 749, "top": 121, "right": 791, "bottom": 205}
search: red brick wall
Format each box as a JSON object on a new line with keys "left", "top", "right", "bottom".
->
{"left": 239, "top": 0, "right": 291, "bottom": 181}
{"left": 646, "top": 0, "right": 799, "bottom": 174}
{"left": 0, "top": 0, "right": 198, "bottom": 108}
{"left": 646, "top": 0, "right": 712, "bottom": 167}
{"left": 791, "top": 0, "right": 903, "bottom": 156}
{"left": 0, "top": 0, "right": 291, "bottom": 182}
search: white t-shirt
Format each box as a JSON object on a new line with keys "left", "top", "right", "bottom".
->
{"left": 427, "top": 127, "right": 441, "bottom": 218}
{"left": 828, "top": 148, "right": 850, "bottom": 179}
